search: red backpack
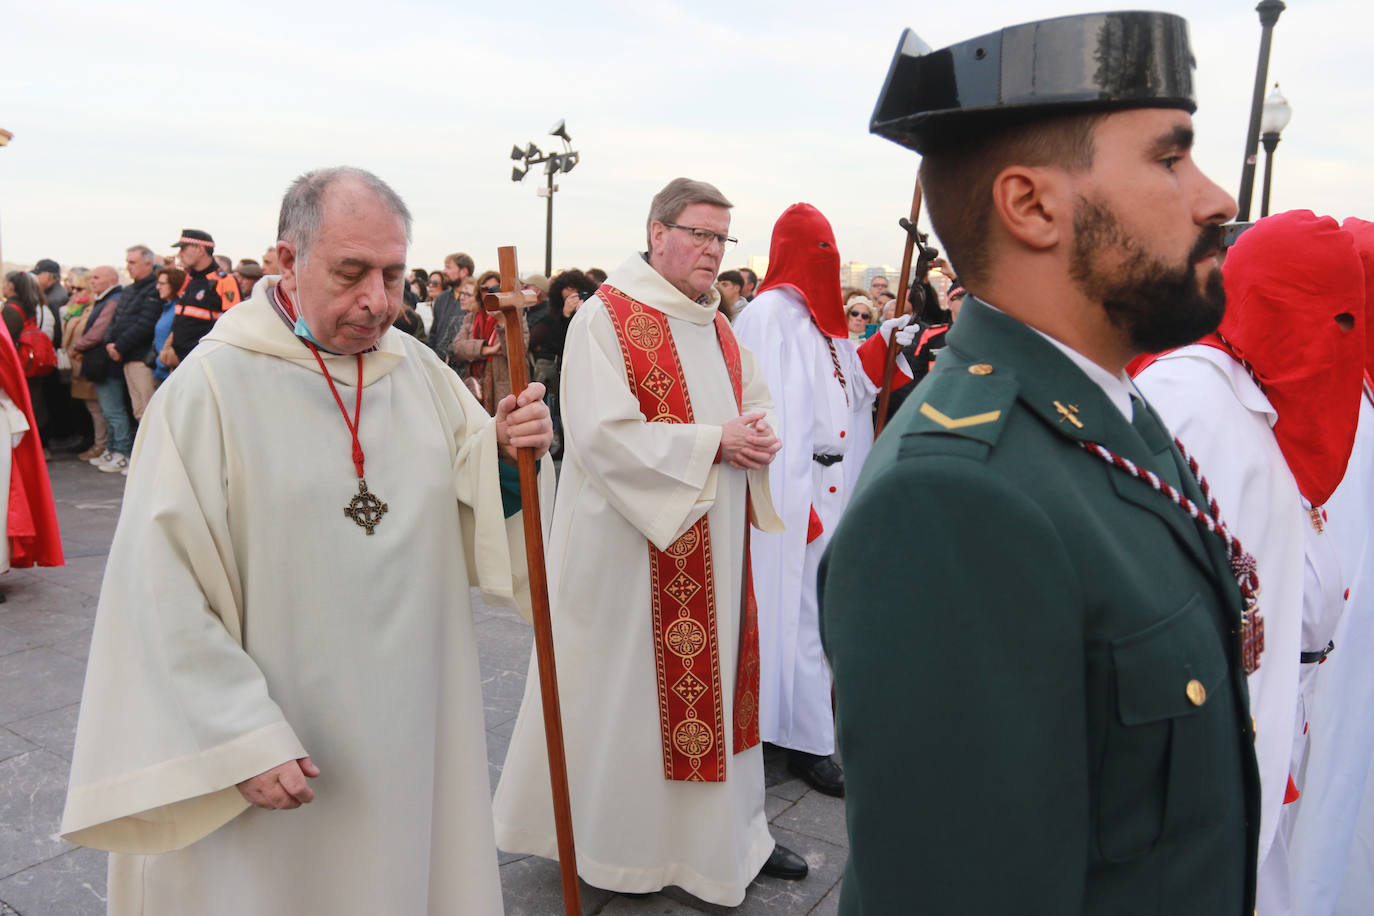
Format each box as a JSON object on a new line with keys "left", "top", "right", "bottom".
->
{"left": 18, "top": 316, "right": 57, "bottom": 378}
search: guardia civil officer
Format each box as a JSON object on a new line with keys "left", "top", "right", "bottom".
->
{"left": 820, "top": 13, "right": 1261, "bottom": 914}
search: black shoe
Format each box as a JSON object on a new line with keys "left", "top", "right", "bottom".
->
{"left": 759, "top": 843, "right": 808, "bottom": 880}
{"left": 788, "top": 752, "right": 845, "bottom": 798}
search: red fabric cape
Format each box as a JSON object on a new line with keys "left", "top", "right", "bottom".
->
{"left": 756, "top": 203, "right": 847, "bottom": 339}
{"left": 1342, "top": 217, "right": 1374, "bottom": 379}
{"left": 0, "top": 322, "right": 63, "bottom": 567}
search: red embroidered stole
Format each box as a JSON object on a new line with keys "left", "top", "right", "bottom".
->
{"left": 599, "top": 284, "right": 761, "bottom": 782}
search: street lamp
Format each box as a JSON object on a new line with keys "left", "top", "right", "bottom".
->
{"left": 1259, "top": 84, "right": 1292, "bottom": 218}
{"left": 509, "top": 119, "right": 581, "bottom": 276}
{"left": 1236, "top": 0, "right": 1286, "bottom": 221}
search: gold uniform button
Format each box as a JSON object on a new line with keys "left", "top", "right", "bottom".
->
{"left": 968, "top": 363, "right": 994, "bottom": 376}
{"left": 1186, "top": 679, "right": 1207, "bottom": 706}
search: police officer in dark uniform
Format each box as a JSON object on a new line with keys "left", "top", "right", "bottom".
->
{"left": 170, "top": 229, "right": 240, "bottom": 361}
{"left": 820, "top": 13, "right": 1261, "bottom": 915}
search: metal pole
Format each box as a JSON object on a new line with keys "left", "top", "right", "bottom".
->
{"left": 545, "top": 168, "right": 555, "bottom": 276}
{"left": 1237, "top": 0, "right": 1286, "bottom": 220}
{"left": 1259, "top": 132, "right": 1280, "bottom": 218}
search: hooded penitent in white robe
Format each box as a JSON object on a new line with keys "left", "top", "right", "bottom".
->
{"left": 1137, "top": 345, "right": 1345, "bottom": 916}
{"left": 492, "top": 254, "right": 783, "bottom": 907}
{"left": 732, "top": 286, "right": 880, "bottom": 755}
{"left": 61, "top": 278, "right": 548, "bottom": 916}
{"left": 1292, "top": 392, "right": 1374, "bottom": 916}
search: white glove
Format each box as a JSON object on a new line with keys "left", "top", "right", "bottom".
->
{"left": 879, "top": 316, "right": 918, "bottom": 348}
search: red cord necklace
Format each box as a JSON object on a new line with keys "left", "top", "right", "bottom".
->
{"left": 304, "top": 343, "right": 389, "bottom": 535}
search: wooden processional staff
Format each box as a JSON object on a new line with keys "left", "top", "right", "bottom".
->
{"left": 873, "top": 176, "right": 925, "bottom": 438}
{"left": 483, "top": 246, "right": 582, "bottom": 916}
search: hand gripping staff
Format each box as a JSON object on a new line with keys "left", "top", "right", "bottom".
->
{"left": 483, "top": 246, "right": 582, "bottom": 916}
{"left": 873, "top": 177, "right": 927, "bottom": 437}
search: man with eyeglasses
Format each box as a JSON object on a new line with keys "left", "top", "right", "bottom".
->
{"left": 495, "top": 177, "right": 818, "bottom": 905}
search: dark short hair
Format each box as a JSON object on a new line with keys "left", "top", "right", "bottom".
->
{"left": 717, "top": 269, "right": 744, "bottom": 286}
{"left": 586, "top": 267, "right": 607, "bottom": 285}
{"left": 446, "top": 252, "right": 475, "bottom": 274}
{"left": 739, "top": 267, "right": 758, "bottom": 286}
{"left": 919, "top": 112, "right": 1103, "bottom": 288}
{"left": 550, "top": 268, "right": 599, "bottom": 305}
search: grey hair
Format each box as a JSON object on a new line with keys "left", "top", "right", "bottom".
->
{"left": 126, "top": 245, "right": 156, "bottom": 264}
{"left": 278, "top": 166, "right": 413, "bottom": 263}
{"left": 646, "top": 178, "right": 732, "bottom": 248}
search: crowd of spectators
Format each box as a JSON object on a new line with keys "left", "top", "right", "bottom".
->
{"left": 4, "top": 235, "right": 800, "bottom": 469}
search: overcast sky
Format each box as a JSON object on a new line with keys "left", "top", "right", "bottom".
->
{"left": 3, "top": 0, "right": 1367, "bottom": 277}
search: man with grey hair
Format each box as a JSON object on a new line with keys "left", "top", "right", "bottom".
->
{"left": 494, "top": 177, "right": 808, "bottom": 906}
{"left": 103, "top": 244, "right": 163, "bottom": 422}
{"left": 63, "top": 165, "right": 553, "bottom": 915}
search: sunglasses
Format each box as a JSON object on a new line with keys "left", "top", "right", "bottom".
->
{"left": 848, "top": 309, "right": 868, "bottom": 318}
{"left": 480, "top": 286, "right": 500, "bottom": 294}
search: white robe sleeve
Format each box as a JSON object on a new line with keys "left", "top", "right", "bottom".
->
{"left": 61, "top": 363, "right": 308, "bottom": 854}
{"left": 1137, "top": 350, "right": 1306, "bottom": 865}
{"left": 561, "top": 298, "right": 778, "bottom": 552}
{"left": 442, "top": 363, "right": 555, "bottom": 624}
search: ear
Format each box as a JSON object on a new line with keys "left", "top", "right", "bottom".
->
{"left": 990, "top": 165, "right": 1069, "bottom": 252}
{"left": 647, "top": 221, "right": 668, "bottom": 257}
{"left": 276, "top": 241, "right": 298, "bottom": 291}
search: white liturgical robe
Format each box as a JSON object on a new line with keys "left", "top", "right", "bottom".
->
{"left": 61, "top": 279, "right": 548, "bottom": 916}
{"left": 492, "top": 253, "right": 783, "bottom": 906}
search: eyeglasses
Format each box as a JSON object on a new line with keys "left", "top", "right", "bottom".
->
{"left": 848, "top": 310, "right": 869, "bottom": 318}
{"left": 458, "top": 290, "right": 476, "bottom": 299}
{"left": 662, "top": 222, "right": 737, "bottom": 250}
{"left": 427, "top": 280, "right": 442, "bottom": 287}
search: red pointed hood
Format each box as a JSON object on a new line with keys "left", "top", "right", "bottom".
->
{"left": 1219, "top": 209, "right": 1366, "bottom": 506}
{"left": 756, "top": 203, "right": 846, "bottom": 338}
{"left": 1341, "top": 217, "right": 1374, "bottom": 379}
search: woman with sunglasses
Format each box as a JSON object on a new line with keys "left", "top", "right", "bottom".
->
{"left": 450, "top": 270, "right": 528, "bottom": 414}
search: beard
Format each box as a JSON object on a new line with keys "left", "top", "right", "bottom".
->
{"left": 1069, "top": 195, "right": 1226, "bottom": 354}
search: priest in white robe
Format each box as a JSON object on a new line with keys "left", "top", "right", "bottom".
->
{"left": 493, "top": 178, "right": 808, "bottom": 906}
{"left": 60, "top": 167, "right": 553, "bottom": 916}
{"left": 732, "top": 203, "right": 913, "bottom": 796}
{"left": 1134, "top": 209, "right": 1365, "bottom": 916}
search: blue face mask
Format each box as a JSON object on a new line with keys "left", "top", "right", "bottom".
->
{"left": 293, "top": 313, "right": 324, "bottom": 348}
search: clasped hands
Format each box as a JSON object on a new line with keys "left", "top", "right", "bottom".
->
{"left": 720, "top": 411, "right": 781, "bottom": 469}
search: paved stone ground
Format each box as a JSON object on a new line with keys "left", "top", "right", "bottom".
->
{"left": 0, "top": 455, "right": 846, "bottom": 915}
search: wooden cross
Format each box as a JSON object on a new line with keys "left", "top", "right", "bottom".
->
{"left": 484, "top": 247, "right": 582, "bottom": 916}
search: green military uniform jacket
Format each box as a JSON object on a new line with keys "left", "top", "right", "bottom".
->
{"left": 820, "top": 299, "right": 1260, "bottom": 915}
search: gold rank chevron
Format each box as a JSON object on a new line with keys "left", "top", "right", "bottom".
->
{"left": 919, "top": 402, "right": 1002, "bottom": 429}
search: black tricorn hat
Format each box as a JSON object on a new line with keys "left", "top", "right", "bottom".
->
{"left": 871, "top": 11, "right": 1197, "bottom": 154}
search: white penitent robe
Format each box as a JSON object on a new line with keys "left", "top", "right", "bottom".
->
{"left": 1137, "top": 346, "right": 1345, "bottom": 916}
{"left": 1293, "top": 393, "right": 1374, "bottom": 916}
{"left": 492, "top": 254, "right": 783, "bottom": 907}
{"left": 61, "top": 279, "right": 548, "bottom": 916}
{"left": 0, "top": 390, "right": 28, "bottom": 572}
{"left": 732, "top": 286, "right": 879, "bottom": 755}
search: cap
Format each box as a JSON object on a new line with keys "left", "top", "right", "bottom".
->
{"left": 522, "top": 274, "right": 550, "bottom": 294}
{"left": 171, "top": 229, "right": 215, "bottom": 249}
{"left": 871, "top": 11, "right": 1197, "bottom": 154}
{"left": 33, "top": 258, "right": 60, "bottom": 275}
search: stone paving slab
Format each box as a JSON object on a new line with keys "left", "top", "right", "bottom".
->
{"left": 0, "top": 846, "right": 106, "bottom": 916}
{"left": 0, "top": 649, "right": 86, "bottom": 725}
{"left": 0, "top": 750, "right": 75, "bottom": 880}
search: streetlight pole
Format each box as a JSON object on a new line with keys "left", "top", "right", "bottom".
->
{"left": 1237, "top": 0, "right": 1285, "bottom": 221}
{"left": 510, "top": 120, "right": 580, "bottom": 276}
{"left": 1259, "top": 83, "right": 1292, "bottom": 218}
